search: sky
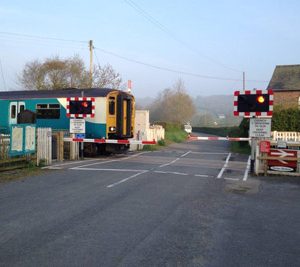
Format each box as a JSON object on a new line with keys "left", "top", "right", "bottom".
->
{"left": 0, "top": 0, "right": 299, "bottom": 98}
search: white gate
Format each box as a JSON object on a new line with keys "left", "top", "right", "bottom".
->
{"left": 37, "top": 128, "right": 52, "bottom": 166}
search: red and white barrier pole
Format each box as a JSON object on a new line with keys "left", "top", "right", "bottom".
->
{"left": 64, "top": 138, "right": 156, "bottom": 145}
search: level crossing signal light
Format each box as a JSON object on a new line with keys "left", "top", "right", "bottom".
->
{"left": 233, "top": 89, "right": 273, "bottom": 117}
{"left": 69, "top": 100, "right": 93, "bottom": 114}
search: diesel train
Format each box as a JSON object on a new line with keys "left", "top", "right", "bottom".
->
{"left": 0, "top": 88, "right": 135, "bottom": 153}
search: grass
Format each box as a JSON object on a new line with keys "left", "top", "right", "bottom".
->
{"left": 230, "top": 142, "right": 251, "bottom": 154}
{"left": 0, "top": 163, "right": 45, "bottom": 184}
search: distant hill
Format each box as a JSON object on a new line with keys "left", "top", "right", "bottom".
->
{"left": 136, "top": 94, "right": 241, "bottom": 126}
{"left": 194, "top": 95, "right": 233, "bottom": 115}
{"left": 193, "top": 95, "right": 241, "bottom": 126}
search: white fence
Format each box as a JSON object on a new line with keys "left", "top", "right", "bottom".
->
{"left": 147, "top": 125, "right": 165, "bottom": 142}
{"left": 37, "top": 128, "right": 52, "bottom": 166}
{"left": 271, "top": 131, "right": 300, "bottom": 142}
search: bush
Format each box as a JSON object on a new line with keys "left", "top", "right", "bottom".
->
{"left": 272, "top": 107, "right": 300, "bottom": 131}
{"left": 158, "top": 139, "right": 166, "bottom": 146}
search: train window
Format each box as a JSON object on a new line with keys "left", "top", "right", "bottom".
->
{"left": 36, "top": 104, "right": 60, "bottom": 119}
{"left": 37, "top": 104, "right": 47, "bottom": 109}
{"left": 19, "top": 105, "right": 25, "bottom": 113}
{"left": 49, "top": 104, "right": 60, "bottom": 109}
{"left": 11, "top": 105, "right": 16, "bottom": 119}
{"left": 109, "top": 97, "right": 115, "bottom": 115}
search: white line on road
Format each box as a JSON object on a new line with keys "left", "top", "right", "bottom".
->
{"left": 154, "top": 170, "right": 188, "bottom": 176}
{"left": 159, "top": 157, "right": 180, "bottom": 168}
{"left": 107, "top": 170, "right": 149, "bottom": 188}
{"left": 217, "top": 153, "right": 232, "bottom": 179}
{"left": 190, "top": 152, "right": 229, "bottom": 155}
{"left": 194, "top": 174, "right": 212, "bottom": 178}
{"left": 42, "top": 158, "right": 105, "bottom": 169}
{"left": 224, "top": 177, "right": 240, "bottom": 181}
{"left": 70, "top": 152, "right": 149, "bottom": 169}
{"left": 180, "top": 151, "right": 191, "bottom": 158}
{"left": 243, "top": 156, "right": 251, "bottom": 181}
{"left": 70, "top": 167, "right": 148, "bottom": 172}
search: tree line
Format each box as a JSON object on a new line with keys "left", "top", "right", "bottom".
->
{"left": 20, "top": 55, "right": 122, "bottom": 90}
{"left": 19, "top": 55, "right": 196, "bottom": 125}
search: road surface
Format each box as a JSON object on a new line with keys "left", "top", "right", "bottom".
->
{"left": 0, "top": 137, "right": 300, "bottom": 266}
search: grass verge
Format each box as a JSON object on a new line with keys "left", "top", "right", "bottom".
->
{"left": 230, "top": 142, "right": 251, "bottom": 154}
{"left": 0, "top": 164, "right": 45, "bottom": 184}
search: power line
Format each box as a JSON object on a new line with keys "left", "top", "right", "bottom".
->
{"left": 0, "top": 31, "right": 268, "bottom": 83}
{"left": 0, "top": 31, "right": 86, "bottom": 44}
{"left": 0, "top": 59, "right": 7, "bottom": 90}
{"left": 94, "top": 46, "right": 267, "bottom": 83}
{"left": 123, "top": 0, "right": 242, "bottom": 73}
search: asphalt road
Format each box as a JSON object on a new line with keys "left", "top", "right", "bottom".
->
{"left": 1, "top": 137, "right": 300, "bottom": 267}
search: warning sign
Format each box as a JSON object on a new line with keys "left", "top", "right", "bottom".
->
{"left": 249, "top": 118, "right": 271, "bottom": 138}
{"left": 268, "top": 149, "right": 297, "bottom": 172}
{"left": 70, "top": 119, "right": 85, "bottom": 134}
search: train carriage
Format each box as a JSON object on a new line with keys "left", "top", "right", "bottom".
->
{"left": 0, "top": 88, "right": 135, "bottom": 153}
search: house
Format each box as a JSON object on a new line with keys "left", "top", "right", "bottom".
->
{"left": 267, "top": 64, "right": 300, "bottom": 109}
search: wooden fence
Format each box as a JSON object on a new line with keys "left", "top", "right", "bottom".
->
{"left": 0, "top": 134, "right": 10, "bottom": 160}
{"left": 36, "top": 128, "right": 52, "bottom": 166}
{"left": 255, "top": 140, "right": 300, "bottom": 176}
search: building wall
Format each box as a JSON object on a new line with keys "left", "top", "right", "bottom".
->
{"left": 130, "top": 110, "right": 165, "bottom": 151}
{"left": 273, "top": 91, "right": 300, "bottom": 109}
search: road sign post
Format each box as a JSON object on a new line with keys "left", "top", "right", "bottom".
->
{"left": 70, "top": 118, "right": 86, "bottom": 160}
{"left": 233, "top": 89, "right": 273, "bottom": 174}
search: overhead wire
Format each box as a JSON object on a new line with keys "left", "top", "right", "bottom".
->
{"left": 123, "top": 0, "right": 242, "bottom": 73}
{"left": 0, "top": 31, "right": 268, "bottom": 83}
{"left": 0, "top": 31, "right": 86, "bottom": 44}
{"left": 0, "top": 59, "right": 7, "bottom": 90}
{"left": 94, "top": 46, "right": 267, "bottom": 83}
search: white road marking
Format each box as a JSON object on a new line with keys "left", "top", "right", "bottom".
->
{"left": 42, "top": 158, "right": 105, "bottom": 169}
{"left": 43, "top": 166, "right": 63, "bottom": 170}
{"left": 154, "top": 171, "right": 188, "bottom": 176}
{"left": 190, "top": 152, "right": 229, "bottom": 155}
{"left": 194, "top": 174, "right": 211, "bottom": 178}
{"left": 243, "top": 156, "right": 251, "bottom": 181}
{"left": 180, "top": 151, "right": 191, "bottom": 158}
{"left": 107, "top": 170, "right": 149, "bottom": 188}
{"left": 217, "top": 153, "right": 232, "bottom": 179}
{"left": 70, "top": 167, "right": 148, "bottom": 172}
{"left": 224, "top": 177, "right": 239, "bottom": 181}
{"left": 159, "top": 157, "right": 180, "bottom": 168}
{"left": 71, "top": 152, "right": 149, "bottom": 169}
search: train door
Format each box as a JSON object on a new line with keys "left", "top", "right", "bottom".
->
{"left": 9, "top": 101, "right": 25, "bottom": 125}
{"left": 117, "top": 94, "right": 133, "bottom": 138}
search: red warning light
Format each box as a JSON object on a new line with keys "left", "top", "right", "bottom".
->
{"left": 257, "top": 95, "right": 265, "bottom": 104}
{"left": 81, "top": 101, "right": 88, "bottom": 108}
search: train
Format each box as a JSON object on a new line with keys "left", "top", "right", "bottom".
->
{"left": 0, "top": 88, "right": 135, "bottom": 153}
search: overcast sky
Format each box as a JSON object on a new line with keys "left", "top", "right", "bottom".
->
{"left": 0, "top": 0, "right": 299, "bottom": 97}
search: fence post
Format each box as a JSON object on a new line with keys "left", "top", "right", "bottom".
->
{"left": 37, "top": 128, "right": 52, "bottom": 166}
{"left": 58, "top": 131, "right": 64, "bottom": 162}
{"left": 69, "top": 134, "right": 79, "bottom": 160}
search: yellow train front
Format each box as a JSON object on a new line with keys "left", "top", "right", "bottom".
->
{"left": 66, "top": 88, "right": 135, "bottom": 154}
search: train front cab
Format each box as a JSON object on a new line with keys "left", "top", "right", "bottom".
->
{"left": 105, "top": 91, "right": 135, "bottom": 153}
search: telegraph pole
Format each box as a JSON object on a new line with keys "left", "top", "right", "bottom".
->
{"left": 243, "top": 71, "right": 245, "bottom": 90}
{"left": 89, "top": 40, "right": 93, "bottom": 87}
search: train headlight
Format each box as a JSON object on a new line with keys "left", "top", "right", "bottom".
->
{"left": 109, "top": 126, "right": 116, "bottom": 132}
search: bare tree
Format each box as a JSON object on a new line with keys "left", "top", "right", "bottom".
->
{"left": 19, "top": 55, "right": 122, "bottom": 90}
{"left": 93, "top": 64, "right": 122, "bottom": 89}
{"left": 150, "top": 79, "right": 196, "bottom": 124}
